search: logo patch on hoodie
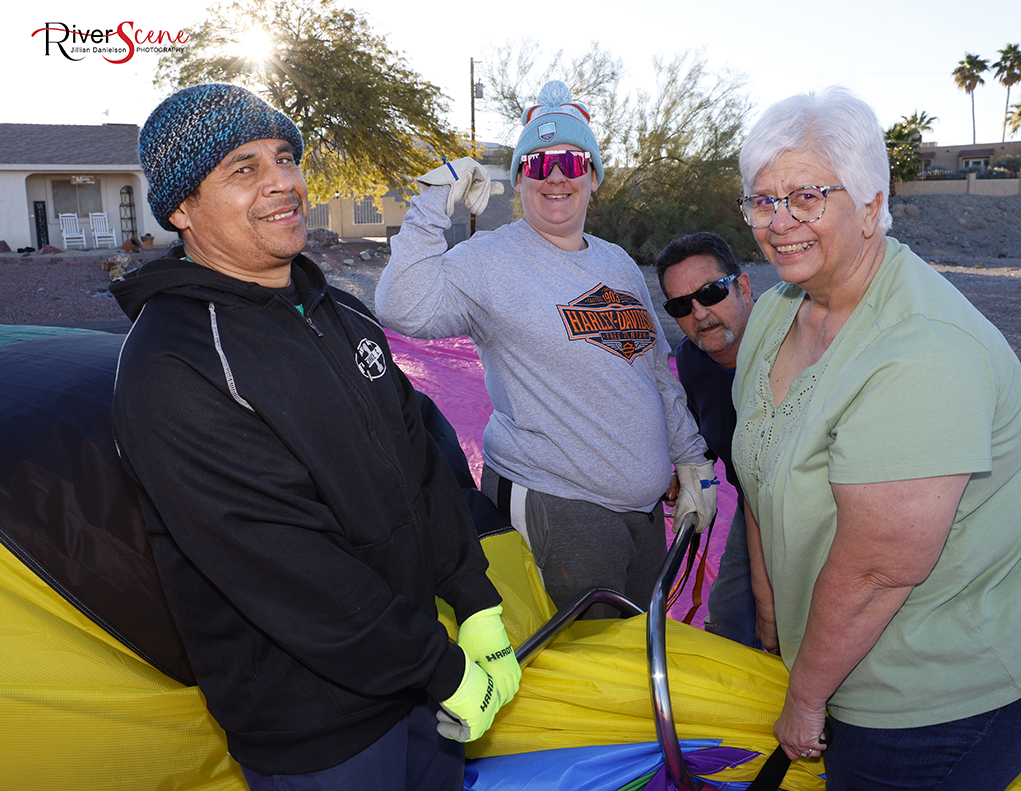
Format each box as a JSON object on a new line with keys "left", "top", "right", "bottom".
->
{"left": 355, "top": 338, "right": 386, "bottom": 380}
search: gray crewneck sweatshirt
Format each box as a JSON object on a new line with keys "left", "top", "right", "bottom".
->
{"left": 376, "top": 187, "right": 707, "bottom": 512}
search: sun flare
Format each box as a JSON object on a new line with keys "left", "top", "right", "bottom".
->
{"left": 238, "top": 27, "right": 273, "bottom": 62}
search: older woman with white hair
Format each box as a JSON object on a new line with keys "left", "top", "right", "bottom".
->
{"left": 732, "top": 86, "right": 1021, "bottom": 789}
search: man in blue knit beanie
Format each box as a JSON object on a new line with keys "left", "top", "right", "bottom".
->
{"left": 139, "top": 83, "right": 306, "bottom": 233}
{"left": 111, "top": 83, "right": 517, "bottom": 790}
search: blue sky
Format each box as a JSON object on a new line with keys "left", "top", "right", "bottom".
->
{"left": 7, "top": 0, "right": 1019, "bottom": 148}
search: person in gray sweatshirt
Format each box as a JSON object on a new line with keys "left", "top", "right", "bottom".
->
{"left": 376, "top": 81, "right": 717, "bottom": 618}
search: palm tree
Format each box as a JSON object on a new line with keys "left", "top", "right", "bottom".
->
{"left": 994, "top": 44, "right": 1021, "bottom": 142}
{"left": 953, "top": 53, "right": 989, "bottom": 144}
{"left": 885, "top": 111, "right": 938, "bottom": 190}
{"left": 1009, "top": 102, "right": 1021, "bottom": 138}
{"left": 900, "top": 110, "right": 938, "bottom": 140}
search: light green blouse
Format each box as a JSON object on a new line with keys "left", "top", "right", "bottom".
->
{"left": 733, "top": 237, "right": 1021, "bottom": 728}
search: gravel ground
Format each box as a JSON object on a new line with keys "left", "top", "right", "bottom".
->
{"left": 2, "top": 193, "right": 1020, "bottom": 359}
{"left": 0, "top": 242, "right": 391, "bottom": 334}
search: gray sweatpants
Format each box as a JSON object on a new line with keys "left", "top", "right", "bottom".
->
{"left": 481, "top": 466, "right": 666, "bottom": 619}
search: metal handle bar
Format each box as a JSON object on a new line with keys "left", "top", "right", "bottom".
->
{"left": 648, "top": 512, "right": 703, "bottom": 790}
{"left": 514, "top": 588, "right": 644, "bottom": 668}
{"left": 509, "top": 513, "right": 703, "bottom": 790}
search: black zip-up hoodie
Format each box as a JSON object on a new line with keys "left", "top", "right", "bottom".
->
{"left": 111, "top": 252, "right": 499, "bottom": 774}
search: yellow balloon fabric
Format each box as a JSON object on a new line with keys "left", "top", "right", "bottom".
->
{"left": 437, "top": 530, "right": 823, "bottom": 789}
{"left": 0, "top": 542, "right": 247, "bottom": 791}
{"left": 4, "top": 521, "right": 1018, "bottom": 791}
{"left": 450, "top": 530, "right": 1021, "bottom": 789}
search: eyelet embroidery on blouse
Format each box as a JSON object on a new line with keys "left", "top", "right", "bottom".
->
{"left": 734, "top": 301, "right": 828, "bottom": 496}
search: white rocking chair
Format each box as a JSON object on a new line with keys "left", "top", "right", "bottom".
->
{"left": 59, "top": 213, "right": 88, "bottom": 250}
{"left": 89, "top": 213, "right": 118, "bottom": 249}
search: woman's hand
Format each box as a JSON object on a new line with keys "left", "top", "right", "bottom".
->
{"left": 775, "top": 691, "right": 828, "bottom": 761}
{"left": 756, "top": 600, "right": 781, "bottom": 655}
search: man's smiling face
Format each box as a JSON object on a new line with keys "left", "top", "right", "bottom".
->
{"left": 169, "top": 138, "right": 309, "bottom": 286}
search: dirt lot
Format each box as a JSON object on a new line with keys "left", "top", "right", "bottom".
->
{"left": 2, "top": 196, "right": 1020, "bottom": 359}
{"left": 0, "top": 241, "right": 389, "bottom": 332}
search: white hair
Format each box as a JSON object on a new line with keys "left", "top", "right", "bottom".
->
{"left": 739, "top": 86, "right": 892, "bottom": 234}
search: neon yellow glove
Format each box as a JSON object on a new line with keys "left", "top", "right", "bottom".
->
{"left": 457, "top": 605, "right": 520, "bottom": 706}
{"left": 436, "top": 649, "right": 499, "bottom": 742}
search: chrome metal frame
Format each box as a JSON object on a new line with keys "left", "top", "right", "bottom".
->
{"left": 510, "top": 512, "right": 704, "bottom": 789}
{"left": 514, "top": 587, "right": 644, "bottom": 667}
{"left": 648, "top": 513, "right": 704, "bottom": 790}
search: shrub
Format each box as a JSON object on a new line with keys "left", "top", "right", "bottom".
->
{"left": 973, "top": 167, "right": 1015, "bottom": 179}
{"left": 923, "top": 167, "right": 964, "bottom": 181}
{"left": 993, "top": 156, "right": 1021, "bottom": 174}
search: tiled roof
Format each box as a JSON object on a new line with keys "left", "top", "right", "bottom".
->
{"left": 0, "top": 123, "right": 140, "bottom": 166}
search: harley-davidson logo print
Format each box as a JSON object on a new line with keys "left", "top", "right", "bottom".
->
{"left": 355, "top": 338, "right": 387, "bottom": 380}
{"left": 557, "top": 284, "right": 657, "bottom": 362}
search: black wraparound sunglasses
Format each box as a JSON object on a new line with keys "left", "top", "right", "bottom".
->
{"left": 663, "top": 274, "right": 739, "bottom": 318}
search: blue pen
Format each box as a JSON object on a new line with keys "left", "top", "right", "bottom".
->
{"left": 442, "top": 156, "right": 459, "bottom": 180}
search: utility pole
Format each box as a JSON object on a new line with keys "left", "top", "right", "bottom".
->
{"left": 470, "top": 58, "right": 483, "bottom": 236}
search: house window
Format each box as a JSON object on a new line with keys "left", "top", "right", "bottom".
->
{"left": 352, "top": 197, "right": 383, "bottom": 225}
{"left": 961, "top": 157, "right": 989, "bottom": 169}
{"left": 53, "top": 179, "right": 102, "bottom": 217}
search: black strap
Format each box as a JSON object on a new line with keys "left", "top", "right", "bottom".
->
{"left": 496, "top": 474, "right": 513, "bottom": 521}
{"left": 746, "top": 720, "right": 831, "bottom": 790}
{"left": 680, "top": 521, "right": 711, "bottom": 624}
{"left": 745, "top": 746, "right": 791, "bottom": 791}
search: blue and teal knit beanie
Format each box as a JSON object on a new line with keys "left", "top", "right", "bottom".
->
{"left": 510, "top": 81, "right": 603, "bottom": 185}
{"left": 139, "top": 83, "right": 304, "bottom": 231}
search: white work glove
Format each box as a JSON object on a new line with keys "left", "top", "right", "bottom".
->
{"left": 671, "top": 460, "right": 719, "bottom": 533}
{"left": 417, "top": 156, "right": 498, "bottom": 216}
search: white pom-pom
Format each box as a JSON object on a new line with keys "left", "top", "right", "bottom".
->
{"left": 535, "top": 80, "right": 571, "bottom": 108}
{"left": 520, "top": 80, "right": 573, "bottom": 125}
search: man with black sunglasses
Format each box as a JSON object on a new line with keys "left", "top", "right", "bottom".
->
{"left": 377, "top": 80, "right": 717, "bottom": 620}
{"left": 655, "top": 232, "right": 758, "bottom": 648}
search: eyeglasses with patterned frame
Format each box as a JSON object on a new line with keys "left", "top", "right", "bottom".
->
{"left": 737, "top": 185, "right": 846, "bottom": 228}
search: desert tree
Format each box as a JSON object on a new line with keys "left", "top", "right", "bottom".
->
{"left": 993, "top": 44, "right": 1021, "bottom": 142}
{"left": 1009, "top": 102, "right": 1021, "bottom": 138}
{"left": 155, "top": 0, "right": 470, "bottom": 203}
{"left": 479, "top": 44, "right": 754, "bottom": 262}
{"left": 885, "top": 110, "right": 937, "bottom": 191}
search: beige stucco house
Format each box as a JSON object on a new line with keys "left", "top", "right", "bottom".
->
{"left": 920, "top": 139, "right": 1021, "bottom": 172}
{"left": 893, "top": 139, "right": 1021, "bottom": 197}
{"left": 0, "top": 123, "right": 170, "bottom": 251}
{"left": 1, "top": 122, "right": 515, "bottom": 251}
